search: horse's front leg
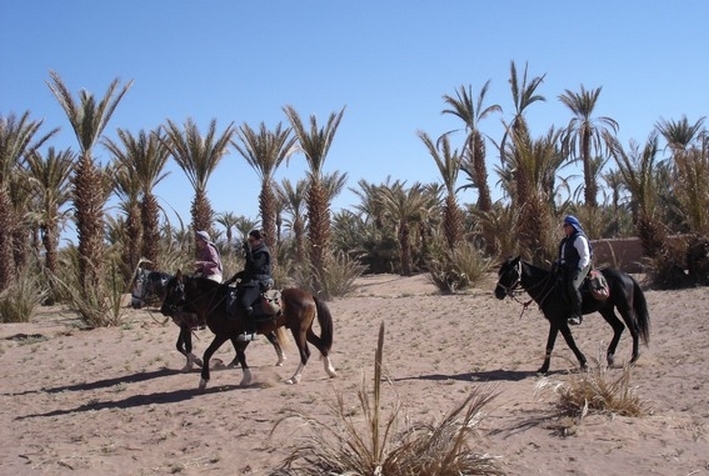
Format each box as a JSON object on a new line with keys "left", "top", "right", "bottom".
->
{"left": 266, "top": 331, "right": 286, "bottom": 367}
{"left": 538, "top": 324, "right": 560, "bottom": 375}
{"left": 558, "top": 325, "right": 588, "bottom": 372}
{"left": 234, "top": 342, "right": 252, "bottom": 386}
{"left": 182, "top": 326, "right": 204, "bottom": 371}
{"left": 176, "top": 327, "right": 192, "bottom": 372}
{"left": 199, "top": 334, "right": 230, "bottom": 390}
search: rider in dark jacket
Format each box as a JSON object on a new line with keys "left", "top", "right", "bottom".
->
{"left": 228, "top": 229, "right": 272, "bottom": 341}
{"left": 557, "top": 215, "right": 592, "bottom": 326}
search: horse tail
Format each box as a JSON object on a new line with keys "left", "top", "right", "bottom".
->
{"left": 632, "top": 278, "right": 650, "bottom": 346}
{"left": 312, "top": 295, "right": 334, "bottom": 353}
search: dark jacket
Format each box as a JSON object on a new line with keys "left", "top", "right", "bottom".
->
{"left": 237, "top": 242, "right": 272, "bottom": 286}
{"left": 558, "top": 229, "right": 591, "bottom": 273}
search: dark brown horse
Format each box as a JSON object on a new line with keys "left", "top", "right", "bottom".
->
{"left": 494, "top": 256, "right": 650, "bottom": 374}
{"left": 130, "top": 267, "right": 287, "bottom": 370}
{"left": 160, "top": 270, "right": 338, "bottom": 388}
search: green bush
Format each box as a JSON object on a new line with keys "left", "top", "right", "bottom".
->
{"left": 0, "top": 271, "right": 47, "bottom": 323}
{"left": 428, "top": 242, "right": 492, "bottom": 293}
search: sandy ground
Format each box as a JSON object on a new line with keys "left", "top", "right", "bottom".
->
{"left": 1, "top": 272, "right": 708, "bottom": 475}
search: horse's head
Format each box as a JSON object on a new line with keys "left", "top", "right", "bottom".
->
{"left": 160, "top": 270, "right": 187, "bottom": 317}
{"left": 494, "top": 256, "right": 522, "bottom": 300}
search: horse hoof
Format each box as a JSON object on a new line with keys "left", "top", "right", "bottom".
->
{"left": 198, "top": 378, "right": 207, "bottom": 390}
{"left": 537, "top": 366, "right": 549, "bottom": 375}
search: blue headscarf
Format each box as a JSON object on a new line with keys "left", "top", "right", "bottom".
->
{"left": 563, "top": 215, "right": 583, "bottom": 233}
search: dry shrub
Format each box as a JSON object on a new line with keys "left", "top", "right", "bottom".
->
{"left": 270, "top": 322, "right": 505, "bottom": 476}
{"left": 536, "top": 362, "right": 650, "bottom": 422}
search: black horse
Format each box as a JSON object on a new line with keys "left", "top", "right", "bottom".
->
{"left": 160, "top": 270, "right": 338, "bottom": 388}
{"left": 130, "top": 266, "right": 287, "bottom": 370}
{"left": 494, "top": 256, "right": 650, "bottom": 374}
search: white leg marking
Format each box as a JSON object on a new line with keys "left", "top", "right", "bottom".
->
{"left": 323, "top": 356, "right": 337, "bottom": 378}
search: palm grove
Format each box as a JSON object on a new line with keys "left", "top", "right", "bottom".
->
{"left": 1, "top": 62, "right": 707, "bottom": 325}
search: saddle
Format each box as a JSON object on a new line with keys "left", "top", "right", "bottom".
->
{"left": 554, "top": 268, "right": 610, "bottom": 302}
{"left": 584, "top": 269, "right": 610, "bottom": 301}
{"left": 226, "top": 288, "right": 282, "bottom": 320}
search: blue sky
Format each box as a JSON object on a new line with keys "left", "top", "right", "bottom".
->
{"left": 1, "top": 1, "right": 707, "bottom": 240}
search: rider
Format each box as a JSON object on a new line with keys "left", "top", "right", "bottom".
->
{"left": 557, "top": 215, "right": 592, "bottom": 326}
{"left": 194, "top": 230, "right": 223, "bottom": 283}
{"left": 227, "top": 229, "right": 273, "bottom": 342}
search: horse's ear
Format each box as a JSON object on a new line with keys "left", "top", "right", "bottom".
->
{"left": 175, "top": 269, "right": 183, "bottom": 279}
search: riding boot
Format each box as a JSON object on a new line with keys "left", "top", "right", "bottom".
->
{"left": 567, "top": 294, "right": 583, "bottom": 326}
{"left": 237, "top": 306, "right": 257, "bottom": 342}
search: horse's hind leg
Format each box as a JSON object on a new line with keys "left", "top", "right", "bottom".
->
{"left": 599, "top": 308, "right": 626, "bottom": 367}
{"left": 285, "top": 326, "right": 311, "bottom": 385}
{"left": 306, "top": 328, "right": 337, "bottom": 378}
{"left": 613, "top": 302, "right": 642, "bottom": 364}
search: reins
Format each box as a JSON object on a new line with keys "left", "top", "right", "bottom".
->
{"left": 503, "top": 260, "right": 556, "bottom": 318}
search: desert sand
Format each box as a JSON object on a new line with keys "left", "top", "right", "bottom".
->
{"left": 1, "top": 272, "right": 708, "bottom": 475}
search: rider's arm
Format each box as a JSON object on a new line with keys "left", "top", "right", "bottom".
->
{"left": 574, "top": 237, "right": 591, "bottom": 270}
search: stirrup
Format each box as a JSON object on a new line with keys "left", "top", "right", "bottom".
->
{"left": 237, "top": 332, "right": 257, "bottom": 342}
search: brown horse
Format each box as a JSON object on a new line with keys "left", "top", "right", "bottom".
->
{"left": 130, "top": 266, "right": 287, "bottom": 370}
{"left": 160, "top": 270, "right": 338, "bottom": 388}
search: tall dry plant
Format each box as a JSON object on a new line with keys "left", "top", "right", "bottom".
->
{"left": 271, "top": 322, "right": 505, "bottom": 476}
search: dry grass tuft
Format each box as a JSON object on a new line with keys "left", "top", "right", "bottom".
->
{"left": 270, "top": 321, "right": 505, "bottom": 476}
{"left": 537, "top": 361, "right": 651, "bottom": 422}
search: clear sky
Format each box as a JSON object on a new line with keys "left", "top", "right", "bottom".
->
{"left": 1, "top": 1, "right": 707, "bottom": 239}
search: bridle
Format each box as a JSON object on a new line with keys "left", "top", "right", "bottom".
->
{"left": 163, "top": 275, "right": 226, "bottom": 318}
{"left": 497, "top": 259, "right": 555, "bottom": 318}
{"left": 496, "top": 259, "right": 524, "bottom": 298}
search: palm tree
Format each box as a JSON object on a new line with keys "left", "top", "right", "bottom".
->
{"left": 498, "top": 61, "right": 546, "bottom": 208}
{"left": 378, "top": 182, "right": 429, "bottom": 275}
{"left": 47, "top": 71, "right": 132, "bottom": 295}
{"left": 656, "top": 116, "right": 709, "bottom": 237}
{"left": 216, "top": 211, "right": 241, "bottom": 247}
{"left": 232, "top": 121, "right": 296, "bottom": 266}
{"left": 606, "top": 132, "right": 667, "bottom": 258}
{"left": 279, "top": 178, "right": 308, "bottom": 265}
{"left": 110, "top": 163, "right": 142, "bottom": 283}
{"left": 24, "top": 147, "right": 74, "bottom": 300}
{"left": 161, "top": 118, "right": 235, "bottom": 238}
{"left": 284, "top": 105, "right": 346, "bottom": 284}
{"left": 418, "top": 131, "right": 463, "bottom": 250}
{"left": 504, "top": 126, "right": 564, "bottom": 264}
{"left": 0, "top": 112, "right": 57, "bottom": 290}
{"left": 442, "top": 81, "right": 501, "bottom": 213}
{"left": 104, "top": 128, "right": 170, "bottom": 269}
{"left": 559, "top": 85, "right": 619, "bottom": 208}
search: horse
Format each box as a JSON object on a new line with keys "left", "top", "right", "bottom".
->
{"left": 130, "top": 266, "right": 287, "bottom": 370}
{"left": 494, "top": 256, "right": 650, "bottom": 374}
{"left": 160, "top": 270, "right": 338, "bottom": 388}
